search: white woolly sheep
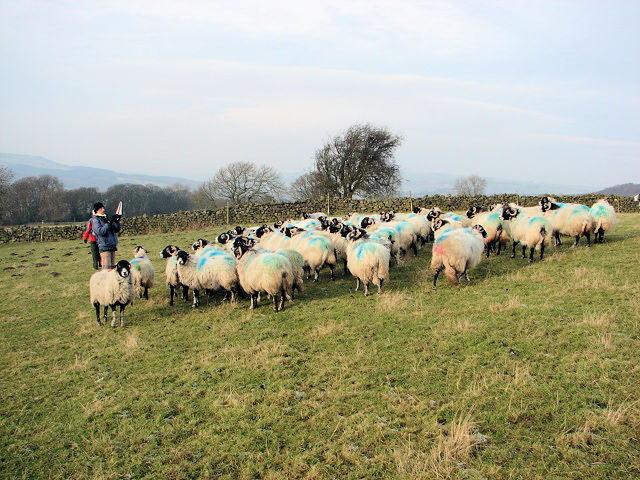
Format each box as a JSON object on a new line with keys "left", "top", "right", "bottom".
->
{"left": 130, "top": 246, "right": 155, "bottom": 300}
{"left": 466, "top": 208, "right": 505, "bottom": 257}
{"left": 539, "top": 197, "right": 593, "bottom": 247}
{"left": 160, "top": 245, "right": 189, "bottom": 305}
{"left": 590, "top": 199, "right": 617, "bottom": 243}
{"left": 501, "top": 204, "right": 552, "bottom": 262}
{"left": 432, "top": 218, "right": 464, "bottom": 240}
{"left": 431, "top": 225, "right": 487, "bottom": 288}
{"left": 345, "top": 228, "right": 391, "bottom": 296}
{"left": 89, "top": 260, "right": 135, "bottom": 327}
{"left": 256, "top": 225, "right": 292, "bottom": 250}
{"left": 175, "top": 248, "right": 239, "bottom": 308}
{"left": 232, "top": 237, "right": 294, "bottom": 312}
{"left": 285, "top": 228, "right": 337, "bottom": 281}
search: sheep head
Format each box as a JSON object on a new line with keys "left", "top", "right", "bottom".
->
{"left": 115, "top": 260, "right": 132, "bottom": 278}
{"left": 160, "top": 245, "right": 180, "bottom": 258}
{"left": 192, "top": 238, "right": 210, "bottom": 251}
{"left": 134, "top": 246, "right": 147, "bottom": 256}
{"left": 472, "top": 225, "right": 488, "bottom": 238}
{"left": 176, "top": 250, "right": 190, "bottom": 265}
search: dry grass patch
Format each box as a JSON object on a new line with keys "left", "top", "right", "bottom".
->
{"left": 582, "top": 311, "right": 614, "bottom": 328}
{"left": 428, "top": 413, "right": 478, "bottom": 476}
{"left": 377, "top": 291, "right": 410, "bottom": 312}
{"left": 315, "top": 320, "right": 342, "bottom": 338}
{"left": 489, "top": 297, "right": 524, "bottom": 313}
{"left": 600, "top": 332, "right": 614, "bottom": 349}
{"left": 124, "top": 330, "right": 140, "bottom": 350}
{"left": 444, "top": 318, "right": 475, "bottom": 331}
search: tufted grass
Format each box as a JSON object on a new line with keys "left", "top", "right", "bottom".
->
{"left": 1, "top": 214, "right": 640, "bottom": 479}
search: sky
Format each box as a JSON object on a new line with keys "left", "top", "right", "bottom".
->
{"left": 1, "top": 0, "right": 639, "bottom": 189}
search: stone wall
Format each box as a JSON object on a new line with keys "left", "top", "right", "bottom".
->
{"left": 1, "top": 194, "right": 637, "bottom": 243}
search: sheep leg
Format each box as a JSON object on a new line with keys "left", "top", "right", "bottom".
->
{"left": 143, "top": 286, "right": 149, "bottom": 300}
{"left": 329, "top": 265, "right": 335, "bottom": 281}
{"left": 363, "top": 282, "right": 370, "bottom": 296}
{"left": 539, "top": 243, "right": 545, "bottom": 260}
{"left": 573, "top": 235, "right": 580, "bottom": 247}
{"left": 250, "top": 293, "right": 257, "bottom": 309}
{"left": 181, "top": 285, "right": 189, "bottom": 301}
{"left": 303, "top": 265, "right": 311, "bottom": 279}
{"left": 554, "top": 231, "right": 562, "bottom": 246}
{"left": 511, "top": 240, "right": 519, "bottom": 258}
{"left": 529, "top": 246, "right": 535, "bottom": 263}
{"left": 522, "top": 245, "right": 527, "bottom": 259}
{"left": 230, "top": 286, "right": 237, "bottom": 303}
{"left": 192, "top": 289, "right": 200, "bottom": 308}
{"left": 279, "top": 289, "right": 286, "bottom": 311}
{"left": 103, "top": 306, "right": 109, "bottom": 325}
{"left": 94, "top": 302, "right": 101, "bottom": 326}
{"left": 313, "top": 269, "right": 319, "bottom": 282}
{"left": 355, "top": 278, "right": 360, "bottom": 291}
{"left": 343, "top": 259, "right": 348, "bottom": 275}
{"left": 273, "top": 294, "right": 279, "bottom": 312}
{"left": 377, "top": 278, "right": 384, "bottom": 295}
{"left": 496, "top": 241, "right": 502, "bottom": 255}
{"left": 433, "top": 266, "right": 444, "bottom": 289}
{"left": 120, "top": 305, "right": 126, "bottom": 327}
{"left": 585, "top": 232, "right": 591, "bottom": 247}
{"left": 464, "top": 270, "right": 471, "bottom": 282}
{"left": 111, "top": 306, "right": 117, "bottom": 328}
{"left": 169, "top": 285, "right": 175, "bottom": 306}
{"left": 411, "top": 242, "right": 418, "bottom": 256}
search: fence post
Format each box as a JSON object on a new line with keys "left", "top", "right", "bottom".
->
{"left": 326, "top": 193, "right": 330, "bottom": 217}
{"left": 409, "top": 191, "right": 413, "bottom": 212}
{"left": 40, "top": 220, "right": 44, "bottom": 242}
{"left": 226, "top": 203, "right": 230, "bottom": 225}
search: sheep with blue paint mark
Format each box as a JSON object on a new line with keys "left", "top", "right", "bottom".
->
{"left": 89, "top": 260, "right": 135, "bottom": 327}
{"left": 285, "top": 227, "right": 337, "bottom": 281}
{"left": 130, "top": 246, "right": 155, "bottom": 300}
{"left": 232, "top": 237, "right": 294, "bottom": 312}
{"left": 466, "top": 208, "right": 505, "bottom": 257}
{"left": 431, "top": 225, "right": 487, "bottom": 288}
{"left": 175, "top": 247, "right": 239, "bottom": 308}
{"left": 345, "top": 228, "right": 391, "bottom": 296}
{"left": 589, "top": 199, "right": 617, "bottom": 243}
{"left": 539, "top": 197, "right": 594, "bottom": 247}
{"left": 501, "top": 204, "right": 552, "bottom": 262}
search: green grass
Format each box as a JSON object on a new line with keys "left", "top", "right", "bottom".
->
{"left": 1, "top": 215, "right": 640, "bottom": 479}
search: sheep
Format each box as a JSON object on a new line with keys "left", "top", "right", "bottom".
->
{"left": 345, "top": 228, "right": 391, "bottom": 296}
{"left": 89, "top": 260, "right": 135, "bottom": 327}
{"left": 431, "top": 225, "right": 487, "bottom": 288}
{"left": 285, "top": 227, "right": 337, "bottom": 281}
{"left": 160, "top": 245, "right": 189, "bottom": 305}
{"left": 323, "top": 221, "right": 349, "bottom": 274}
{"left": 393, "top": 212, "right": 434, "bottom": 247}
{"left": 501, "top": 204, "right": 552, "bottom": 262}
{"left": 432, "top": 218, "right": 464, "bottom": 239}
{"left": 175, "top": 248, "right": 239, "bottom": 308}
{"left": 590, "top": 199, "right": 617, "bottom": 243}
{"left": 538, "top": 197, "right": 593, "bottom": 247}
{"left": 466, "top": 208, "right": 505, "bottom": 257}
{"left": 378, "top": 220, "right": 419, "bottom": 257}
{"left": 255, "top": 225, "right": 292, "bottom": 250}
{"left": 232, "top": 237, "right": 293, "bottom": 312}
{"left": 129, "top": 246, "right": 155, "bottom": 300}
{"left": 302, "top": 212, "right": 327, "bottom": 220}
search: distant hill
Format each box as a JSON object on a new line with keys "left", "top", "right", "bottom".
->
{"left": 0, "top": 153, "right": 200, "bottom": 191}
{"left": 593, "top": 183, "right": 640, "bottom": 196}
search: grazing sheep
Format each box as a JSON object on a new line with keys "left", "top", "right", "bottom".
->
{"left": 431, "top": 225, "right": 487, "bottom": 288}
{"left": 175, "top": 248, "right": 239, "bottom": 308}
{"left": 160, "top": 245, "right": 189, "bottom": 305}
{"left": 590, "top": 199, "right": 617, "bottom": 243}
{"left": 232, "top": 237, "right": 293, "bottom": 312}
{"left": 130, "top": 246, "right": 155, "bottom": 300}
{"left": 89, "top": 260, "right": 135, "bottom": 327}
{"left": 539, "top": 197, "right": 593, "bottom": 247}
{"left": 501, "top": 204, "right": 552, "bottom": 262}
{"left": 345, "top": 228, "right": 391, "bottom": 296}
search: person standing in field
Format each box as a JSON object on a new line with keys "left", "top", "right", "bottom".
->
{"left": 91, "top": 202, "right": 121, "bottom": 269}
{"left": 82, "top": 208, "right": 101, "bottom": 269}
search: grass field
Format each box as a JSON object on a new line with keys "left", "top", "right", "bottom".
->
{"left": 1, "top": 214, "right": 640, "bottom": 479}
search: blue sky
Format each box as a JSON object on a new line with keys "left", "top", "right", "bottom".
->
{"left": 1, "top": 0, "right": 638, "bottom": 189}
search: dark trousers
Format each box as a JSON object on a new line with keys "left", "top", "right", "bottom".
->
{"left": 90, "top": 241, "right": 101, "bottom": 269}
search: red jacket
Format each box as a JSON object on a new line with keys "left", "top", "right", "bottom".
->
{"left": 82, "top": 217, "right": 97, "bottom": 242}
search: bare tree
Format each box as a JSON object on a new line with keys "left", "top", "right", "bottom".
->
{"left": 305, "top": 124, "right": 403, "bottom": 199}
{"left": 453, "top": 174, "right": 487, "bottom": 196}
{"left": 201, "top": 162, "right": 285, "bottom": 204}
{"left": 0, "top": 166, "right": 15, "bottom": 222}
{"left": 290, "top": 171, "right": 327, "bottom": 201}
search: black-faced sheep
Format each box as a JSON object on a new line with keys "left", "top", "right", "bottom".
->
{"left": 89, "top": 260, "right": 135, "bottom": 327}
{"left": 501, "top": 204, "right": 552, "bottom": 262}
{"left": 589, "top": 199, "right": 617, "bottom": 243}
{"left": 160, "top": 245, "right": 189, "bottom": 306}
{"left": 539, "top": 197, "right": 593, "bottom": 247}
{"left": 345, "top": 228, "right": 391, "bottom": 296}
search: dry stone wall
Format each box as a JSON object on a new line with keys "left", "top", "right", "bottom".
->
{"left": 1, "top": 194, "right": 637, "bottom": 243}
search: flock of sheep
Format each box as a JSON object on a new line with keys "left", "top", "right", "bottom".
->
{"left": 88, "top": 196, "right": 618, "bottom": 327}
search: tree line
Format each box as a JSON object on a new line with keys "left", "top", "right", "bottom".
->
{"left": 1, "top": 124, "right": 486, "bottom": 226}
